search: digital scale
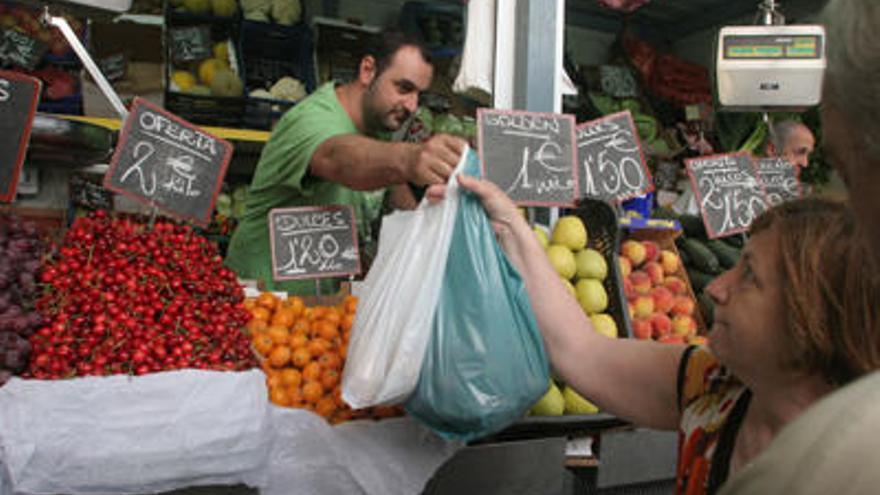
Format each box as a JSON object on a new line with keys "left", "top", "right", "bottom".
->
{"left": 716, "top": 24, "right": 826, "bottom": 111}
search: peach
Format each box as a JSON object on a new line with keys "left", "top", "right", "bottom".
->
{"left": 657, "top": 334, "right": 686, "bottom": 345}
{"left": 621, "top": 240, "right": 647, "bottom": 267}
{"left": 627, "top": 302, "right": 636, "bottom": 320}
{"left": 618, "top": 257, "right": 632, "bottom": 278}
{"left": 642, "top": 241, "right": 660, "bottom": 263}
{"left": 673, "top": 314, "right": 697, "bottom": 337}
{"left": 643, "top": 261, "right": 664, "bottom": 285}
{"left": 633, "top": 295, "right": 655, "bottom": 319}
{"left": 688, "top": 335, "right": 709, "bottom": 346}
{"left": 650, "top": 286, "right": 675, "bottom": 313}
{"left": 660, "top": 250, "right": 680, "bottom": 275}
{"left": 663, "top": 276, "right": 688, "bottom": 295}
{"left": 631, "top": 318, "right": 652, "bottom": 340}
{"left": 650, "top": 312, "right": 672, "bottom": 338}
{"left": 671, "top": 296, "right": 695, "bottom": 316}
{"left": 623, "top": 277, "right": 638, "bottom": 300}
{"left": 629, "top": 270, "right": 652, "bottom": 295}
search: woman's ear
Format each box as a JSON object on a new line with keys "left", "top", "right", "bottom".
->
{"left": 358, "top": 55, "right": 377, "bottom": 86}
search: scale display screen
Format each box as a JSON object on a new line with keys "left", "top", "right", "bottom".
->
{"left": 723, "top": 34, "right": 822, "bottom": 60}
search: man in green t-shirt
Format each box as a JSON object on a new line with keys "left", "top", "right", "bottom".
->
{"left": 225, "top": 30, "right": 465, "bottom": 293}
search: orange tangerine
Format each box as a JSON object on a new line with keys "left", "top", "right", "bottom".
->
{"left": 257, "top": 292, "right": 279, "bottom": 310}
{"left": 252, "top": 333, "right": 274, "bottom": 356}
{"left": 280, "top": 368, "right": 302, "bottom": 387}
{"left": 307, "top": 338, "right": 332, "bottom": 357}
{"left": 243, "top": 298, "right": 257, "bottom": 311}
{"left": 320, "top": 368, "right": 340, "bottom": 390}
{"left": 271, "top": 308, "right": 296, "bottom": 328}
{"left": 246, "top": 318, "right": 268, "bottom": 335}
{"left": 250, "top": 306, "right": 271, "bottom": 322}
{"left": 302, "top": 381, "right": 323, "bottom": 403}
{"left": 291, "top": 319, "right": 310, "bottom": 335}
{"left": 289, "top": 332, "right": 309, "bottom": 350}
{"left": 269, "top": 386, "right": 291, "bottom": 406}
{"left": 291, "top": 347, "right": 311, "bottom": 368}
{"left": 266, "top": 325, "right": 290, "bottom": 345}
{"left": 265, "top": 370, "right": 282, "bottom": 389}
{"left": 324, "top": 307, "right": 341, "bottom": 325}
{"left": 318, "top": 352, "right": 342, "bottom": 371}
{"left": 302, "top": 361, "right": 323, "bottom": 382}
{"left": 287, "top": 386, "right": 304, "bottom": 406}
{"left": 314, "top": 320, "right": 340, "bottom": 341}
{"left": 268, "top": 346, "right": 291, "bottom": 367}
{"left": 341, "top": 313, "right": 355, "bottom": 332}
{"left": 286, "top": 296, "right": 305, "bottom": 318}
{"left": 343, "top": 295, "right": 358, "bottom": 314}
{"left": 315, "top": 397, "right": 336, "bottom": 418}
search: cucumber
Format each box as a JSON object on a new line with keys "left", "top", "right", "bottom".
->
{"left": 697, "top": 292, "right": 715, "bottom": 327}
{"left": 677, "top": 244, "right": 691, "bottom": 266}
{"left": 687, "top": 267, "right": 716, "bottom": 293}
{"left": 679, "top": 238, "right": 721, "bottom": 274}
{"left": 722, "top": 234, "right": 745, "bottom": 249}
{"left": 679, "top": 214, "right": 707, "bottom": 239}
{"left": 706, "top": 239, "right": 741, "bottom": 269}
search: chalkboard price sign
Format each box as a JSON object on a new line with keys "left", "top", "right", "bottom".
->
{"left": 0, "top": 71, "right": 41, "bottom": 203}
{"left": 685, "top": 152, "right": 769, "bottom": 239}
{"left": 103, "top": 97, "right": 233, "bottom": 226}
{"left": 269, "top": 205, "right": 361, "bottom": 281}
{"left": 0, "top": 28, "right": 48, "bottom": 70}
{"left": 169, "top": 26, "right": 211, "bottom": 63}
{"left": 477, "top": 108, "right": 578, "bottom": 207}
{"left": 576, "top": 111, "right": 654, "bottom": 203}
{"left": 755, "top": 157, "right": 802, "bottom": 206}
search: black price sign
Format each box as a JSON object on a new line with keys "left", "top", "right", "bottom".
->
{"left": 169, "top": 26, "right": 211, "bottom": 63}
{"left": 477, "top": 108, "right": 577, "bottom": 207}
{"left": 269, "top": 205, "right": 361, "bottom": 281}
{"left": 576, "top": 111, "right": 653, "bottom": 203}
{"left": 686, "top": 152, "right": 769, "bottom": 239}
{"left": 0, "top": 28, "right": 47, "bottom": 70}
{"left": 0, "top": 71, "right": 41, "bottom": 203}
{"left": 755, "top": 157, "right": 802, "bottom": 206}
{"left": 103, "top": 98, "right": 233, "bottom": 227}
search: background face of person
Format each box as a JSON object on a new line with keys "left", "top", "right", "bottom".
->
{"left": 362, "top": 45, "right": 433, "bottom": 133}
{"left": 780, "top": 125, "right": 815, "bottom": 168}
{"left": 704, "top": 227, "right": 790, "bottom": 386}
{"left": 821, "top": 101, "right": 880, "bottom": 254}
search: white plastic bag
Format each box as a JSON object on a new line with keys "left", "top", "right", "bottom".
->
{"left": 0, "top": 369, "right": 271, "bottom": 495}
{"left": 453, "top": 0, "right": 495, "bottom": 101}
{"left": 342, "top": 148, "right": 468, "bottom": 409}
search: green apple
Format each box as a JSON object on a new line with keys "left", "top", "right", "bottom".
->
{"left": 575, "top": 248, "right": 608, "bottom": 280}
{"left": 589, "top": 313, "right": 618, "bottom": 338}
{"left": 563, "top": 385, "right": 599, "bottom": 414}
{"left": 551, "top": 216, "right": 588, "bottom": 251}
{"left": 530, "top": 382, "right": 565, "bottom": 416}
{"left": 561, "top": 278, "right": 576, "bottom": 297}
{"left": 546, "top": 245, "right": 577, "bottom": 280}
{"left": 575, "top": 279, "right": 608, "bottom": 314}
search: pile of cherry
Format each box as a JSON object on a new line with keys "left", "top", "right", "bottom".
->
{"left": 16, "top": 210, "right": 257, "bottom": 382}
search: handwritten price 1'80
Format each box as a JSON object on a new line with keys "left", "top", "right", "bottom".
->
{"left": 278, "top": 234, "right": 344, "bottom": 275}
{"left": 699, "top": 177, "right": 767, "bottom": 233}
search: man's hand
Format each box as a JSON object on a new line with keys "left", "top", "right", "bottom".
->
{"left": 406, "top": 134, "right": 466, "bottom": 186}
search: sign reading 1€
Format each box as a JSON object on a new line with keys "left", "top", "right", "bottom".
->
{"left": 477, "top": 108, "right": 578, "bottom": 207}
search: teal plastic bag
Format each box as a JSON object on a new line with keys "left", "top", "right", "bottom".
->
{"left": 404, "top": 150, "right": 550, "bottom": 441}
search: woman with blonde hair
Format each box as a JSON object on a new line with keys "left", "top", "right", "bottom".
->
{"left": 428, "top": 176, "right": 880, "bottom": 495}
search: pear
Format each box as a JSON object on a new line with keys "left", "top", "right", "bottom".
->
{"left": 575, "top": 279, "right": 608, "bottom": 314}
{"left": 533, "top": 226, "right": 550, "bottom": 249}
{"left": 575, "top": 248, "right": 608, "bottom": 281}
{"left": 546, "top": 245, "right": 576, "bottom": 280}
{"left": 589, "top": 313, "right": 618, "bottom": 338}
{"left": 551, "top": 216, "right": 588, "bottom": 251}
{"left": 530, "top": 382, "right": 565, "bottom": 416}
{"left": 561, "top": 277, "right": 576, "bottom": 297}
{"left": 563, "top": 385, "right": 599, "bottom": 414}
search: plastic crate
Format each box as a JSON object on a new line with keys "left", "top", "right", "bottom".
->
{"left": 571, "top": 198, "right": 632, "bottom": 339}
{"left": 164, "top": 90, "right": 245, "bottom": 128}
{"left": 237, "top": 20, "right": 316, "bottom": 129}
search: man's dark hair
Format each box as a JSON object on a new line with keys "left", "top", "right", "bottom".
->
{"left": 362, "top": 29, "right": 432, "bottom": 77}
